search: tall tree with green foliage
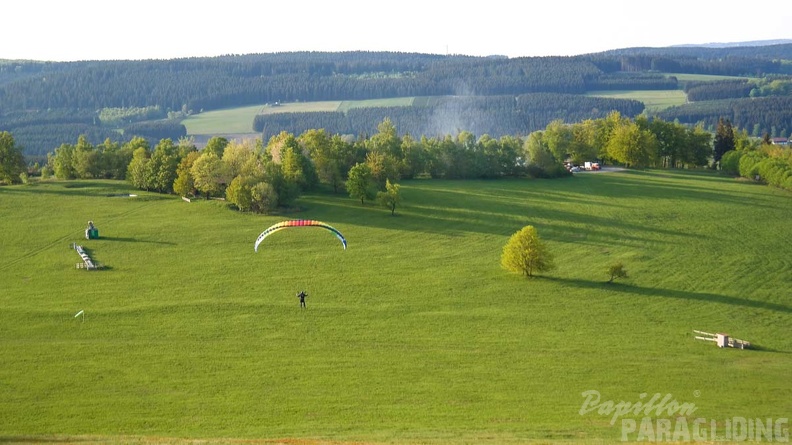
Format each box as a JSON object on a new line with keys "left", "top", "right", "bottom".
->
{"left": 0, "top": 132, "right": 26, "bottom": 184}
{"left": 126, "top": 147, "right": 151, "bottom": 190}
{"left": 543, "top": 119, "right": 575, "bottom": 162}
{"left": 191, "top": 152, "right": 226, "bottom": 199}
{"left": 203, "top": 136, "right": 229, "bottom": 158}
{"left": 648, "top": 118, "right": 685, "bottom": 168}
{"left": 681, "top": 125, "right": 713, "bottom": 167}
{"left": 398, "top": 134, "right": 425, "bottom": 179}
{"left": 367, "top": 118, "right": 402, "bottom": 159}
{"left": 300, "top": 129, "right": 341, "bottom": 190}
{"left": 501, "top": 225, "right": 554, "bottom": 278}
{"left": 72, "top": 135, "right": 99, "bottom": 179}
{"left": 713, "top": 117, "right": 735, "bottom": 166}
{"left": 221, "top": 139, "right": 257, "bottom": 180}
{"left": 376, "top": 179, "right": 402, "bottom": 216}
{"left": 595, "top": 111, "right": 627, "bottom": 162}
{"left": 365, "top": 150, "right": 400, "bottom": 188}
{"left": 524, "top": 131, "right": 564, "bottom": 177}
{"left": 50, "top": 143, "right": 77, "bottom": 180}
{"left": 346, "top": 162, "right": 376, "bottom": 205}
{"left": 149, "top": 138, "right": 180, "bottom": 193}
{"left": 568, "top": 120, "right": 600, "bottom": 165}
{"left": 606, "top": 120, "right": 658, "bottom": 168}
{"left": 173, "top": 151, "right": 201, "bottom": 197}
{"left": 261, "top": 160, "right": 299, "bottom": 208}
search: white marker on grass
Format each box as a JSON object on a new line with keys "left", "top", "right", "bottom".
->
{"left": 74, "top": 310, "right": 84, "bottom": 322}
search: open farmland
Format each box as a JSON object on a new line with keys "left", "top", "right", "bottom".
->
{"left": 585, "top": 90, "right": 688, "bottom": 112}
{"left": 0, "top": 170, "right": 790, "bottom": 444}
{"left": 184, "top": 98, "right": 418, "bottom": 137}
{"left": 183, "top": 88, "right": 686, "bottom": 141}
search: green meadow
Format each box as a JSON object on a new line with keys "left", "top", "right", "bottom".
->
{"left": 0, "top": 170, "right": 790, "bottom": 444}
{"left": 585, "top": 90, "right": 688, "bottom": 112}
{"left": 184, "top": 98, "right": 417, "bottom": 136}
{"left": 182, "top": 89, "right": 692, "bottom": 136}
{"left": 183, "top": 104, "right": 270, "bottom": 135}
{"left": 666, "top": 73, "right": 754, "bottom": 82}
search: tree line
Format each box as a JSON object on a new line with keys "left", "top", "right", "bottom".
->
{"left": 5, "top": 111, "right": 789, "bottom": 201}
{"left": 2, "top": 113, "right": 714, "bottom": 188}
{"left": 656, "top": 96, "right": 792, "bottom": 138}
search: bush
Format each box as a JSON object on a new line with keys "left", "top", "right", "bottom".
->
{"left": 720, "top": 150, "right": 743, "bottom": 175}
{"left": 607, "top": 262, "right": 628, "bottom": 283}
{"left": 738, "top": 151, "right": 765, "bottom": 179}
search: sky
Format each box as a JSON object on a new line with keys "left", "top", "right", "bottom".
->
{"left": 3, "top": 0, "right": 791, "bottom": 62}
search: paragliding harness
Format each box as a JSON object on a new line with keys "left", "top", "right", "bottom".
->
{"left": 297, "top": 291, "right": 308, "bottom": 308}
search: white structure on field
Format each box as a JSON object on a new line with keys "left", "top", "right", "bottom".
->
{"left": 694, "top": 330, "right": 751, "bottom": 349}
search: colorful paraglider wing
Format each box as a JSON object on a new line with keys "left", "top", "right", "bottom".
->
{"left": 254, "top": 220, "right": 347, "bottom": 252}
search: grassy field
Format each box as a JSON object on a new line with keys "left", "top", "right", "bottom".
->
{"left": 184, "top": 98, "right": 418, "bottom": 136}
{"left": 585, "top": 90, "right": 688, "bottom": 112}
{"left": 665, "top": 73, "right": 754, "bottom": 82}
{"left": 183, "top": 104, "right": 271, "bottom": 135}
{"left": 1, "top": 171, "right": 790, "bottom": 444}
{"left": 183, "top": 88, "right": 692, "bottom": 137}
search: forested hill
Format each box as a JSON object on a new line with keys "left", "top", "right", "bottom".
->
{"left": 596, "top": 43, "right": 792, "bottom": 59}
{"left": 3, "top": 45, "right": 792, "bottom": 158}
{"left": 0, "top": 54, "right": 607, "bottom": 112}
{"left": 4, "top": 47, "right": 792, "bottom": 111}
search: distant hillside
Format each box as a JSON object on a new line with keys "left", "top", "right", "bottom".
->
{"left": 592, "top": 43, "right": 792, "bottom": 59}
{"left": 672, "top": 39, "right": 792, "bottom": 48}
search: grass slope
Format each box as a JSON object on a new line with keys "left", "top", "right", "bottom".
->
{"left": 183, "top": 98, "right": 417, "bottom": 136}
{"left": 585, "top": 90, "right": 688, "bottom": 112}
{"left": 0, "top": 171, "right": 790, "bottom": 443}
{"left": 182, "top": 89, "right": 691, "bottom": 137}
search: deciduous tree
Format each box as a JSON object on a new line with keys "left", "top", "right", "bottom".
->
{"left": 544, "top": 119, "right": 575, "bottom": 162}
{"left": 149, "top": 138, "right": 179, "bottom": 193}
{"left": 524, "top": 132, "right": 554, "bottom": 168}
{"left": 501, "top": 225, "right": 554, "bottom": 278}
{"left": 191, "top": 151, "right": 226, "bottom": 199}
{"left": 203, "top": 136, "right": 229, "bottom": 158}
{"left": 72, "top": 135, "right": 99, "bottom": 179}
{"left": 346, "top": 162, "right": 376, "bottom": 205}
{"left": 0, "top": 132, "right": 26, "bottom": 184}
{"left": 126, "top": 147, "right": 151, "bottom": 190}
{"left": 606, "top": 120, "right": 657, "bottom": 168}
{"left": 173, "top": 151, "right": 200, "bottom": 197}
{"left": 250, "top": 181, "right": 278, "bottom": 214}
{"left": 376, "top": 179, "right": 401, "bottom": 216}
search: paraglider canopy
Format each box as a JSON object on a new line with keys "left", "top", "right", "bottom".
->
{"left": 254, "top": 220, "right": 347, "bottom": 252}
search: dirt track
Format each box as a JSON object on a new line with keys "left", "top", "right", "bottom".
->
{"left": 574, "top": 166, "right": 626, "bottom": 174}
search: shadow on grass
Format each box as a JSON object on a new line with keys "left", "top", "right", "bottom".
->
{"left": 0, "top": 437, "right": 98, "bottom": 443}
{"left": 542, "top": 276, "right": 792, "bottom": 314}
{"left": 301, "top": 178, "right": 704, "bottom": 248}
{"left": 0, "top": 180, "right": 167, "bottom": 201}
{"left": 97, "top": 236, "right": 175, "bottom": 245}
{"left": 582, "top": 170, "right": 785, "bottom": 209}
